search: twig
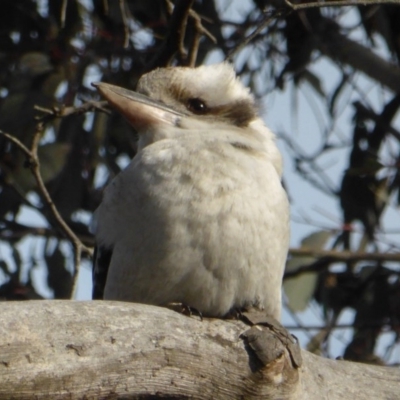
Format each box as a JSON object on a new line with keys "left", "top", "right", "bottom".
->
{"left": 284, "top": 322, "right": 399, "bottom": 330}
{"left": 149, "top": 0, "right": 194, "bottom": 68}
{"left": 157, "top": 0, "right": 216, "bottom": 67}
{"left": 119, "top": 0, "right": 130, "bottom": 48}
{"left": 279, "top": 131, "right": 338, "bottom": 196}
{"left": 0, "top": 131, "right": 31, "bottom": 158}
{"left": 285, "top": 0, "right": 400, "bottom": 11}
{"left": 28, "top": 100, "right": 107, "bottom": 295}
{"left": 226, "top": 9, "right": 286, "bottom": 61}
{"left": 0, "top": 219, "right": 94, "bottom": 245}
{"left": 285, "top": 247, "right": 400, "bottom": 279}
{"left": 289, "top": 247, "right": 400, "bottom": 262}
{"left": 188, "top": 17, "right": 202, "bottom": 67}
{"left": 187, "top": 9, "right": 217, "bottom": 67}
{"left": 188, "top": 9, "right": 217, "bottom": 44}
{"left": 61, "top": 0, "right": 67, "bottom": 28}
{"left": 0, "top": 123, "right": 93, "bottom": 299}
{"left": 166, "top": 0, "right": 191, "bottom": 61}
{"left": 34, "top": 100, "right": 110, "bottom": 120}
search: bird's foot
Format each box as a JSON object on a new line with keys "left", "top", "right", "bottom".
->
{"left": 224, "top": 305, "right": 266, "bottom": 320}
{"left": 223, "top": 307, "right": 244, "bottom": 320}
{"left": 166, "top": 302, "right": 203, "bottom": 321}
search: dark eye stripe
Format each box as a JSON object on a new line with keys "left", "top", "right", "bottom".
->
{"left": 211, "top": 100, "right": 257, "bottom": 127}
{"left": 168, "top": 83, "right": 257, "bottom": 127}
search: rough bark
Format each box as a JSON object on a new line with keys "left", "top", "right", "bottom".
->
{"left": 0, "top": 301, "right": 398, "bottom": 399}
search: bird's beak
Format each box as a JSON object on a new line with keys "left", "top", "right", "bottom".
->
{"left": 92, "top": 82, "right": 184, "bottom": 130}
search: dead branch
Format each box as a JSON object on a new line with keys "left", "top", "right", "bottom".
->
{"left": 0, "top": 300, "right": 398, "bottom": 399}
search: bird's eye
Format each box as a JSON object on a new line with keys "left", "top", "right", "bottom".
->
{"left": 187, "top": 98, "right": 208, "bottom": 114}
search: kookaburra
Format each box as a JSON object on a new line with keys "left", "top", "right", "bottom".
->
{"left": 92, "top": 63, "right": 290, "bottom": 319}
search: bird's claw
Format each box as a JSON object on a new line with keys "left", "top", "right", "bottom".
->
{"left": 166, "top": 302, "right": 203, "bottom": 321}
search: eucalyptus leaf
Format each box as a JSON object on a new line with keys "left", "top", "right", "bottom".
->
{"left": 284, "top": 231, "right": 331, "bottom": 312}
{"left": 8, "top": 143, "right": 71, "bottom": 193}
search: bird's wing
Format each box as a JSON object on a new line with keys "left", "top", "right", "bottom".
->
{"left": 92, "top": 245, "right": 112, "bottom": 300}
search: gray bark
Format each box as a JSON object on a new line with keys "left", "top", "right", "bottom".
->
{"left": 0, "top": 300, "right": 398, "bottom": 399}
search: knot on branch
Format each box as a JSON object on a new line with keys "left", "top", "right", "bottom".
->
{"left": 240, "top": 311, "right": 302, "bottom": 393}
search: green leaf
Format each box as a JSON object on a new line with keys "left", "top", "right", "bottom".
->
{"left": 284, "top": 230, "right": 331, "bottom": 312}
{"left": 38, "top": 143, "right": 71, "bottom": 184}
{"left": 9, "top": 143, "right": 71, "bottom": 193}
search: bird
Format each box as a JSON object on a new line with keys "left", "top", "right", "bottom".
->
{"left": 92, "top": 63, "right": 290, "bottom": 319}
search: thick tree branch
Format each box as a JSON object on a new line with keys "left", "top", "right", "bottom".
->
{"left": 316, "top": 16, "right": 400, "bottom": 93}
{"left": 0, "top": 301, "right": 398, "bottom": 399}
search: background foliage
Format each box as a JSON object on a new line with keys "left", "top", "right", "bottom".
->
{"left": 1, "top": 0, "right": 400, "bottom": 364}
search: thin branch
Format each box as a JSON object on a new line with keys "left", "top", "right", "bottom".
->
{"left": 279, "top": 130, "right": 338, "bottom": 196}
{"left": 285, "top": 247, "right": 400, "bottom": 279}
{"left": 149, "top": 0, "right": 194, "bottom": 68}
{"left": 188, "top": 9, "right": 217, "bottom": 44}
{"left": 0, "top": 219, "right": 94, "bottom": 246}
{"left": 161, "top": 0, "right": 216, "bottom": 67}
{"left": 25, "top": 100, "right": 107, "bottom": 296}
{"left": 119, "top": 0, "right": 130, "bottom": 48}
{"left": 289, "top": 247, "right": 400, "bottom": 262}
{"left": 0, "top": 119, "right": 94, "bottom": 299}
{"left": 60, "top": 0, "right": 67, "bottom": 28}
{"left": 352, "top": 101, "right": 400, "bottom": 143}
{"left": 284, "top": 305, "right": 314, "bottom": 340}
{"left": 187, "top": 9, "right": 217, "bottom": 67}
{"left": 0, "top": 129, "right": 87, "bottom": 257}
{"left": 176, "top": 1, "right": 190, "bottom": 61}
{"left": 188, "top": 19, "right": 202, "bottom": 67}
{"left": 34, "top": 100, "right": 110, "bottom": 119}
{"left": 284, "top": 322, "right": 399, "bottom": 330}
{"left": 226, "top": 10, "right": 287, "bottom": 61}
{"left": 285, "top": 0, "right": 400, "bottom": 11}
{"left": 0, "top": 131, "right": 31, "bottom": 158}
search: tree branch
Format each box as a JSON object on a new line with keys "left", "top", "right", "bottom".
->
{"left": 119, "top": 0, "right": 130, "bottom": 48}
{"left": 289, "top": 247, "right": 400, "bottom": 263}
{"left": 285, "top": 248, "right": 400, "bottom": 279}
{"left": 0, "top": 100, "right": 101, "bottom": 299}
{"left": 187, "top": 8, "right": 217, "bottom": 67}
{"left": 226, "top": 10, "right": 287, "bottom": 60}
{"left": 315, "top": 16, "right": 400, "bottom": 93}
{"left": 0, "top": 301, "right": 398, "bottom": 399}
{"left": 285, "top": 0, "right": 400, "bottom": 11}
{"left": 149, "top": 0, "right": 195, "bottom": 68}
